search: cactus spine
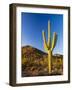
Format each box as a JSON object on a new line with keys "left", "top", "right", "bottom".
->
{"left": 42, "top": 20, "right": 57, "bottom": 74}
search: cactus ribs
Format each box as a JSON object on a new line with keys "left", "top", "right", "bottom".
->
{"left": 42, "top": 20, "right": 57, "bottom": 74}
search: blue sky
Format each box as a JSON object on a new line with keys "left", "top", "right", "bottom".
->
{"left": 21, "top": 12, "right": 63, "bottom": 54}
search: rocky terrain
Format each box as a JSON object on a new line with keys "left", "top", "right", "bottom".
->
{"left": 21, "top": 45, "right": 63, "bottom": 77}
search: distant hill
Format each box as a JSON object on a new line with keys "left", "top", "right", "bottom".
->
{"left": 21, "top": 45, "right": 63, "bottom": 77}
{"left": 22, "top": 45, "right": 47, "bottom": 59}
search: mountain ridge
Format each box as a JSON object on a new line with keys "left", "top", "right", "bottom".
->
{"left": 22, "top": 45, "right": 63, "bottom": 57}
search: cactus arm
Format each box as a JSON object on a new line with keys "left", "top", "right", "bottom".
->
{"left": 42, "top": 31, "right": 48, "bottom": 51}
{"left": 51, "top": 32, "right": 57, "bottom": 51}
{"left": 48, "top": 20, "right": 51, "bottom": 49}
{"left": 42, "top": 20, "right": 57, "bottom": 74}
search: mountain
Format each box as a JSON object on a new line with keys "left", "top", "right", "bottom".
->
{"left": 54, "top": 54, "right": 63, "bottom": 57}
{"left": 22, "top": 45, "right": 47, "bottom": 60}
{"left": 21, "top": 45, "right": 63, "bottom": 77}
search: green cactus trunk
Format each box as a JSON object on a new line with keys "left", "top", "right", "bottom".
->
{"left": 48, "top": 50, "right": 52, "bottom": 74}
{"left": 42, "top": 20, "right": 57, "bottom": 75}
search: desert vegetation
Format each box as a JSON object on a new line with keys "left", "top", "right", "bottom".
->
{"left": 21, "top": 46, "right": 63, "bottom": 77}
{"left": 42, "top": 20, "right": 57, "bottom": 74}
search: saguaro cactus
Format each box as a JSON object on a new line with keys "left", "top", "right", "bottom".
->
{"left": 42, "top": 20, "right": 57, "bottom": 74}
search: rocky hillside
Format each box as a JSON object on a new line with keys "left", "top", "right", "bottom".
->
{"left": 21, "top": 45, "right": 63, "bottom": 77}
